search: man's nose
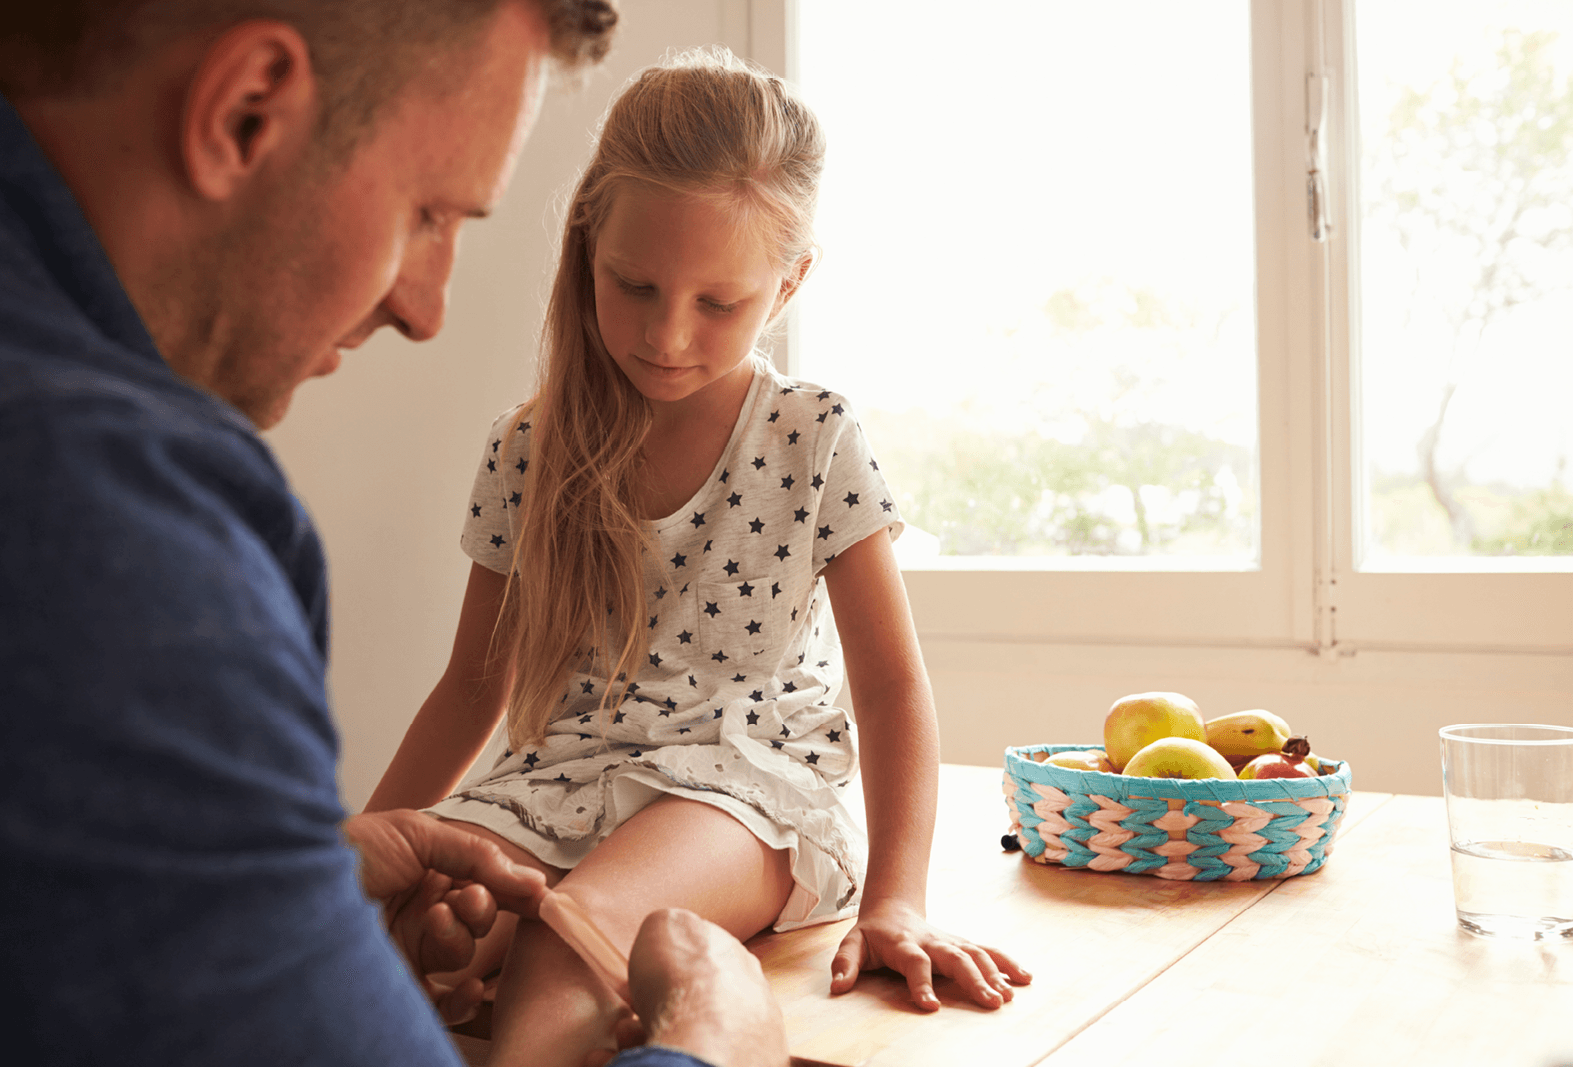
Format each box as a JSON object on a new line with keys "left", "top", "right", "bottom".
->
{"left": 385, "top": 239, "right": 456, "bottom": 343}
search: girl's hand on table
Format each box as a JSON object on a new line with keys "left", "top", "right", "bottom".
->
{"left": 830, "top": 898, "right": 1032, "bottom": 1011}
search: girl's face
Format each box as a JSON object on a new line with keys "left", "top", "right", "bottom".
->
{"left": 592, "top": 186, "right": 792, "bottom": 409}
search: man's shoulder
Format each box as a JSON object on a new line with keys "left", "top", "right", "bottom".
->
{"left": 0, "top": 339, "right": 284, "bottom": 499}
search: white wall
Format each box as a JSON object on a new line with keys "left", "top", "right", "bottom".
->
{"left": 916, "top": 640, "right": 1571, "bottom": 797}
{"left": 268, "top": 0, "right": 753, "bottom": 809}
{"left": 271, "top": 0, "right": 1572, "bottom": 811}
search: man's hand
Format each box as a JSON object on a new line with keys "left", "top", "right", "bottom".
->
{"left": 341, "top": 809, "right": 548, "bottom": 1023}
{"left": 618, "top": 909, "right": 789, "bottom": 1067}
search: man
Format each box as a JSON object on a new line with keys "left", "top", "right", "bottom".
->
{"left": 0, "top": 3, "right": 788, "bottom": 1065}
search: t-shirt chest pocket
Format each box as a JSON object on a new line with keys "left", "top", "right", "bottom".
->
{"left": 694, "top": 573, "right": 798, "bottom": 662}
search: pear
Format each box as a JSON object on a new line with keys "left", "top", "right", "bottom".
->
{"left": 1204, "top": 710, "right": 1292, "bottom": 759}
{"left": 1103, "top": 692, "right": 1206, "bottom": 772}
{"left": 1043, "top": 749, "right": 1110, "bottom": 772}
{"left": 1123, "top": 737, "right": 1237, "bottom": 780}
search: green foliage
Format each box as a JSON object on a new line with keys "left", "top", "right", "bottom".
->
{"left": 865, "top": 409, "right": 1254, "bottom": 557}
{"left": 1368, "top": 29, "right": 1573, "bottom": 553}
{"left": 1377, "top": 28, "right": 1573, "bottom": 331}
{"left": 1470, "top": 486, "right": 1573, "bottom": 555}
{"left": 1369, "top": 473, "right": 1573, "bottom": 556}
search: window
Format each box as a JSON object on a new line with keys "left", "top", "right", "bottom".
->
{"left": 1353, "top": 1, "right": 1573, "bottom": 568}
{"left": 772, "top": 0, "right": 1573, "bottom": 654}
{"left": 797, "top": 2, "right": 1260, "bottom": 567}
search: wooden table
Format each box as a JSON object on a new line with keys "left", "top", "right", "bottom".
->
{"left": 751, "top": 764, "right": 1573, "bottom": 1067}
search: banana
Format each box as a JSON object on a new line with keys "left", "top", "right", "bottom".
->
{"left": 1204, "top": 710, "right": 1292, "bottom": 759}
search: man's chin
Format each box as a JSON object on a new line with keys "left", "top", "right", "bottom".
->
{"left": 246, "top": 389, "right": 296, "bottom": 431}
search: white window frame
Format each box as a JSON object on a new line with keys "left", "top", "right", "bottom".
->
{"left": 744, "top": 0, "right": 1573, "bottom": 657}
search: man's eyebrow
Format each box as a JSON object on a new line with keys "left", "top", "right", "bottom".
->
{"left": 466, "top": 206, "right": 493, "bottom": 220}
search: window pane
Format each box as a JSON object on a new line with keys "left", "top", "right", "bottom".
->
{"left": 795, "top": 1, "right": 1259, "bottom": 565}
{"left": 1356, "top": 0, "right": 1573, "bottom": 564}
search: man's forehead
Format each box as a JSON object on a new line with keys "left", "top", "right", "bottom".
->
{"left": 363, "top": 5, "right": 550, "bottom": 210}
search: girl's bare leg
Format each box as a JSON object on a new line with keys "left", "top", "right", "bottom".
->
{"left": 485, "top": 797, "right": 794, "bottom": 1067}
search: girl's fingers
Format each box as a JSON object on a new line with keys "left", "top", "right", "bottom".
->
{"left": 983, "top": 943, "right": 1034, "bottom": 985}
{"left": 829, "top": 927, "right": 865, "bottom": 995}
{"left": 961, "top": 943, "right": 1013, "bottom": 1002}
{"left": 892, "top": 942, "right": 938, "bottom": 1011}
{"left": 930, "top": 942, "right": 1000, "bottom": 1009}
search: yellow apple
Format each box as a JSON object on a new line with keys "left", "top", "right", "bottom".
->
{"left": 1043, "top": 749, "right": 1109, "bottom": 772}
{"left": 1123, "top": 737, "right": 1237, "bottom": 780}
{"left": 1103, "top": 692, "right": 1206, "bottom": 772}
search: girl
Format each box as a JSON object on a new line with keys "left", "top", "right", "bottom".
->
{"left": 368, "top": 48, "right": 1029, "bottom": 1066}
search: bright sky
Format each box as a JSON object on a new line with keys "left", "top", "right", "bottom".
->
{"left": 1356, "top": 0, "right": 1573, "bottom": 491}
{"left": 794, "top": 0, "right": 1256, "bottom": 448}
{"left": 794, "top": 0, "right": 1573, "bottom": 496}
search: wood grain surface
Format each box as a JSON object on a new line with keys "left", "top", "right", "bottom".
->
{"left": 749, "top": 765, "right": 1392, "bottom": 1067}
{"left": 1048, "top": 792, "right": 1573, "bottom": 1067}
{"left": 448, "top": 765, "right": 1452, "bottom": 1067}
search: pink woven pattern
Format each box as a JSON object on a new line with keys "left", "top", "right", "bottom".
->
{"left": 1212, "top": 801, "right": 1274, "bottom": 880}
{"left": 1148, "top": 807, "right": 1204, "bottom": 879}
{"left": 1028, "top": 782, "right": 1072, "bottom": 863}
{"left": 1014, "top": 788, "right": 1342, "bottom": 881}
{"left": 1083, "top": 794, "right": 1138, "bottom": 871}
{"left": 1001, "top": 772, "right": 1024, "bottom": 835}
{"left": 1224, "top": 796, "right": 1337, "bottom": 878}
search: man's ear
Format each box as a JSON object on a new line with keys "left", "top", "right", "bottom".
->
{"left": 771, "top": 249, "right": 818, "bottom": 318}
{"left": 182, "top": 21, "right": 316, "bottom": 201}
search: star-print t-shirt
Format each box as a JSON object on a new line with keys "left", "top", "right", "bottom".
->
{"left": 445, "top": 365, "right": 902, "bottom": 926}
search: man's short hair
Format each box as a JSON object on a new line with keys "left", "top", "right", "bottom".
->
{"left": 0, "top": 0, "right": 617, "bottom": 152}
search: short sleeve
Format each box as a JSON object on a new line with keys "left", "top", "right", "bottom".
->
{"left": 808, "top": 392, "right": 903, "bottom": 573}
{"left": 460, "top": 405, "right": 532, "bottom": 574}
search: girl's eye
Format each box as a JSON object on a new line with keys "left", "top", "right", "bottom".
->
{"left": 614, "top": 277, "right": 652, "bottom": 296}
{"left": 702, "top": 298, "right": 741, "bottom": 314}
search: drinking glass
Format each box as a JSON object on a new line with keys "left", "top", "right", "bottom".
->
{"left": 1439, "top": 724, "right": 1573, "bottom": 940}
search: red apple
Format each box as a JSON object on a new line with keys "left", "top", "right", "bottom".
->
{"left": 1238, "top": 735, "right": 1316, "bottom": 780}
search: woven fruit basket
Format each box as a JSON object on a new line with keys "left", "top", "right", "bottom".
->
{"left": 1003, "top": 744, "right": 1354, "bottom": 881}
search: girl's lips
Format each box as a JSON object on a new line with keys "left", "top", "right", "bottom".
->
{"left": 636, "top": 354, "right": 690, "bottom": 377}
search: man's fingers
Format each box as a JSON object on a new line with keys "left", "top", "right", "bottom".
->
{"left": 446, "top": 881, "right": 497, "bottom": 939}
{"left": 416, "top": 900, "right": 478, "bottom": 975}
{"left": 409, "top": 818, "right": 547, "bottom": 916}
{"left": 829, "top": 928, "right": 864, "bottom": 995}
{"left": 430, "top": 975, "right": 485, "bottom": 1026}
{"left": 580, "top": 1012, "right": 644, "bottom": 1067}
{"left": 610, "top": 1009, "right": 646, "bottom": 1051}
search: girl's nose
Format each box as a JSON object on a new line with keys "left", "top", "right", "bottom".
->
{"left": 644, "top": 300, "right": 690, "bottom": 355}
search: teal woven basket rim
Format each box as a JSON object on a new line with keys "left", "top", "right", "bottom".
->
{"left": 1005, "top": 743, "right": 1353, "bottom": 801}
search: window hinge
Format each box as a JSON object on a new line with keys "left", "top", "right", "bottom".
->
{"left": 1306, "top": 72, "right": 1331, "bottom": 242}
{"left": 1313, "top": 571, "right": 1353, "bottom": 658}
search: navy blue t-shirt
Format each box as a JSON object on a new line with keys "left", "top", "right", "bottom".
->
{"left": 0, "top": 97, "right": 710, "bottom": 1067}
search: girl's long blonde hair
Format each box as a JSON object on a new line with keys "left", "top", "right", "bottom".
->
{"left": 501, "top": 47, "right": 825, "bottom": 749}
